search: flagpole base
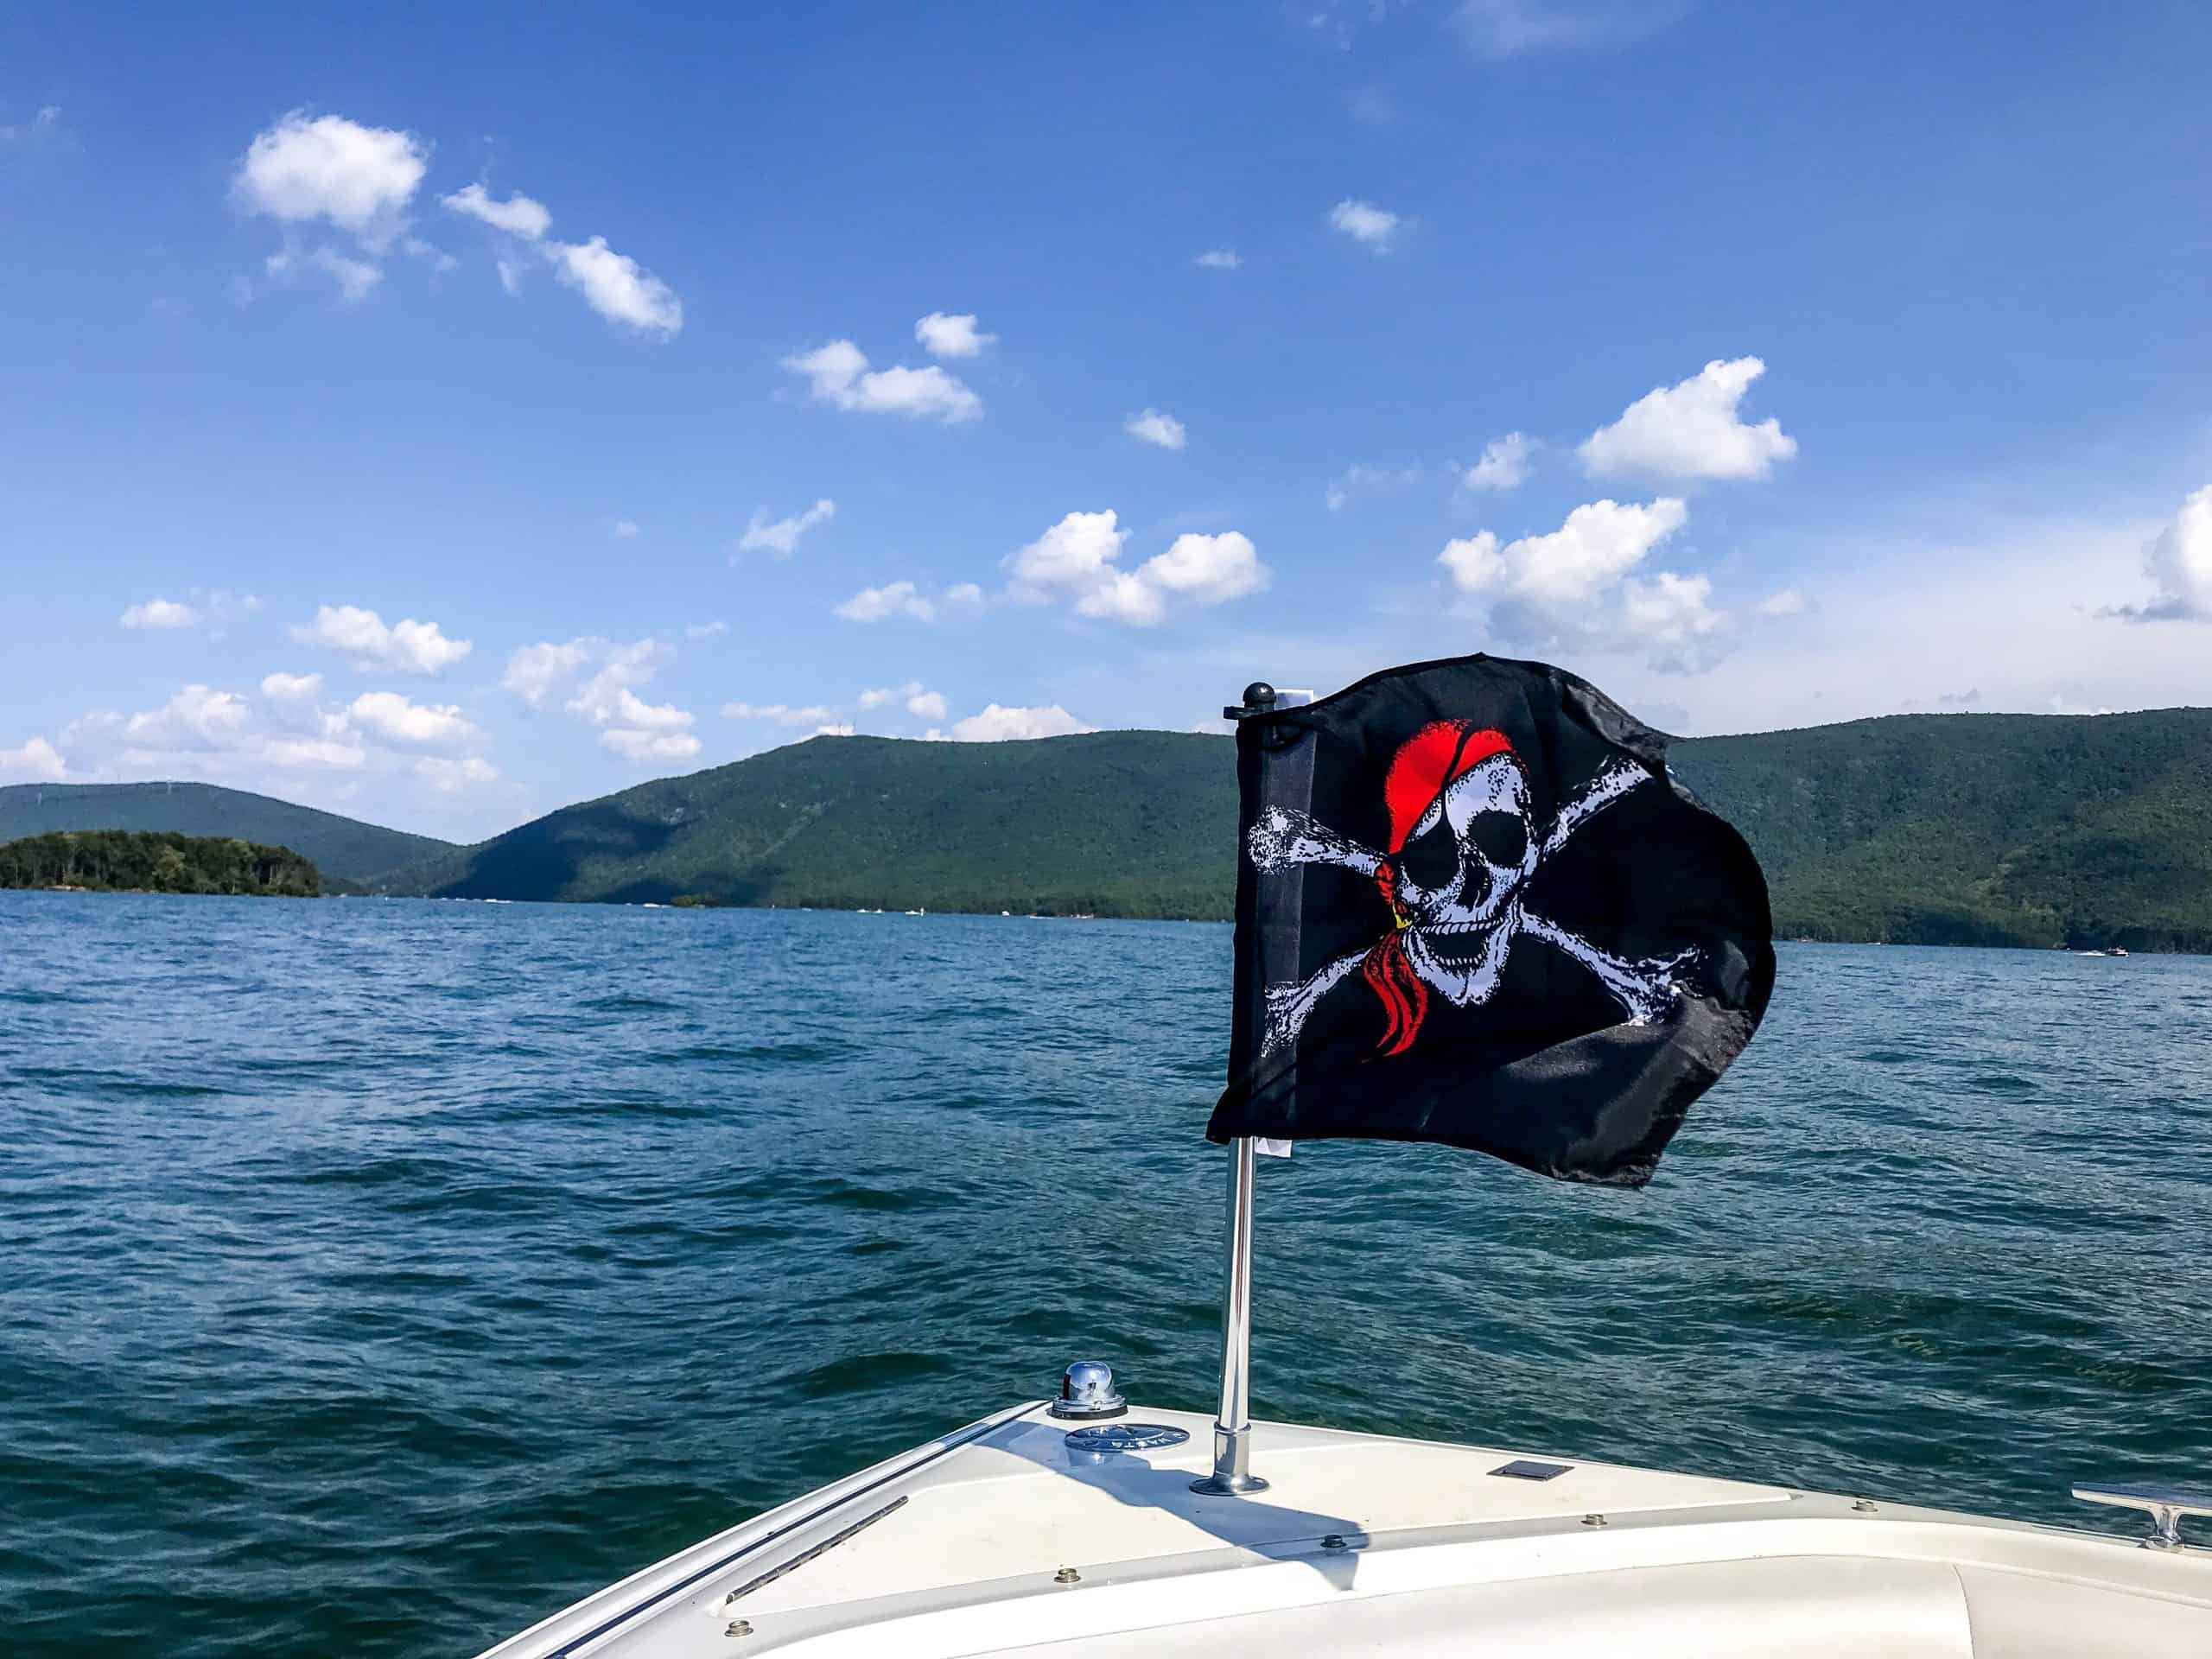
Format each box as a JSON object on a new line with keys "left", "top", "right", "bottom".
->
{"left": 1191, "top": 1424, "right": 1269, "bottom": 1496}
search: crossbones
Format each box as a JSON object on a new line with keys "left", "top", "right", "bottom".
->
{"left": 1249, "top": 721, "right": 1696, "bottom": 1059}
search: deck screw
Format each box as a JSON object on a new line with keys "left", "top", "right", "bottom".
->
{"left": 1054, "top": 1567, "right": 1081, "bottom": 1585}
{"left": 1853, "top": 1498, "right": 1878, "bottom": 1513}
{"left": 1321, "top": 1533, "right": 1349, "bottom": 1551}
{"left": 1581, "top": 1512, "right": 1608, "bottom": 1528}
{"left": 724, "top": 1618, "right": 753, "bottom": 1638}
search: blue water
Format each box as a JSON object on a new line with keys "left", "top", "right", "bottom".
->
{"left": 3, "top": 893, "right": 2209, "bottom": 1656}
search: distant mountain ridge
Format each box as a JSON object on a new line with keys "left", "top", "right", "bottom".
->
{"left": 0, "top": 781, "right": 451, "bottom": 885}
{"left": 20, "top": 709, "right": 2212, "bottom": 951}
{"left": 374, "top": 709, "right": 2212, "bottom": 952}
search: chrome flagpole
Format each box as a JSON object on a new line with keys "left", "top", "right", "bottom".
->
{"left": 1193, "top": 680, "right": 1294, "bottom": 1497}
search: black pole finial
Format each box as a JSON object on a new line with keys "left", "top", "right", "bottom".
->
{"left": 1224, "top": 682, "right": 1278, "bottom": 721}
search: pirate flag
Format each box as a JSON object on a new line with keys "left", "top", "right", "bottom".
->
{"left": 1209, "top": 654, "right": 1773, "bottom": 1187}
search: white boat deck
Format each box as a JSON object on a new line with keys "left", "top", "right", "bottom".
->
{"left": 480, "top": 1402, "right": 2212, "bottom": 1657}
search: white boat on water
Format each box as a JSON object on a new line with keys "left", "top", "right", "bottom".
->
{"left": 480, "top": 669, "right": 2210, "bottom": 1656}
{"left": 480, "top": 1374, "right": 2212, "bottom": 1657}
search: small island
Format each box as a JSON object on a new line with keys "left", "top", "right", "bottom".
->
{"left": 0, "top": 830, "right": 322, "bottom": 898}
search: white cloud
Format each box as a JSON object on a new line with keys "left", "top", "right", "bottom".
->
{"left": 1440, "top": 497, "right": 1732, "bottom": 672}
{"left": 548, "top": 236, "right": 683, "bottom": 335}
{"left": 439, "top": 182, "right": 551, "bottom": 240}
{"left": 1454, "top": 0, "right": 1688, "bottom": 58}
{"left": 721, "top": 701, "right": 838, "bottom": 727}
{"left": 947, "top": 704, "right": 1097, "bottom": 742}
{"left": 612, "top": 519, "right": 640, "bottom": 538}
{"left": 831, "top": 575, "right": 964, "bottom": 619}
{"left": 783, "top": 339, "right": 982, "bottom": 423}
{"left": 914, "top": 312, "right": 995, "bottom": 359}
{"left": 601, "top": 728, "right": 701, "bottom": 763}
{"left": 120, "top": 598, "right": 200, "bottom": 631}
{"left": 508, "top": 635, "right": 697, "bottom": 766}
{"left": 812, "top": 722, "right": 856, "bottom": 738}
{"left": 1329, "top": 199, "right": 1401, "bottom": 250}
{"left": 906, "top": 688, "right": 949, "bottom": 721}
{"left": 1580, "top": 357, "right": 1796, "bottom": 483}
{"left": 1004, "top": 511, "right": 1269, "bottom": 627}
{"left": 2113, "top": 484, "right": 2212, "bottom": 622}
{"left": 1325, "top": 461, "right": 1422, "bottom": 512}
{"left": 264, "top": 245, "right": 383, "bottom": 304}
{"left": 1195, "top": 250, "right": 1242, "bottom": 269}
{"left": 1756, "top": 588, "right": 1809, "bottom": 619}
{"left": 686, "top": 620, "right": 728, "bottom": 639}
{"left": 1618, "top": 571, "right": 1730, "bottom": 673}
{"left": 737, "top": 498, "right": 836, "bottom": 557}
{"left": 0, "top": 105, "right": 63, "bottom": 150}
{"left": 260, "top": 671, "right": 324, "bottom": 701}
{"left": 416, "top": 755, "right": 499, "bottom": 792}
{"left": 0, "top": 735, "right": 66, "bottom": 781}
{"left": 1124, "top": 409, "right": 1187, "bottom": 451}
{"left": 1462, "top": 432, "right": 1532, "bottom": 493}
{"left": 232, "top": 111, "right": 428, "bottom": 253}
{"left": 1441, "top": 497, "right": 1688, "bottom": 605}
{"left": 290, "top": 605, "right": 473, "bottom": 675}
{"left": 501, "top": 639, "right": 595, "bottom": 707}
{"left": 856, "top": 683, "right": 914, "bottom": 709}
{"left": 347, "top": 690, "right": 481, "bottom": 749}
{"left": 496, "top": 257, "right": 524, "bottom": 296}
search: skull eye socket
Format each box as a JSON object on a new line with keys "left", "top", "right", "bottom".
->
{"left": 1465, "top": 809, "right": 1528, "bottom": 871}
{"left": 1397, "top": 814, "right": 1458, "bottom": 893}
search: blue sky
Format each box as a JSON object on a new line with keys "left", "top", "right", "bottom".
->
{"left": 4, "top": 1, "right": 2209, "bottom": 839}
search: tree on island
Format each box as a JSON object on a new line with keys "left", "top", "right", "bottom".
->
{"left": 0, "top": 830, "right": 322, "bottom": 897}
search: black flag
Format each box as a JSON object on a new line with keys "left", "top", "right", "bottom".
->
{"left": 1209, "top": 654, "right": 1773, "bottom": 1186}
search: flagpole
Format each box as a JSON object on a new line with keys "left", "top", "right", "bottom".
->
{"left": 1194, "top": 681, "right": 1276, "bottom": 1497}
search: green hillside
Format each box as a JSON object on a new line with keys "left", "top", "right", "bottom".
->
{"left": 0, "top": 781, "right": 450, "bottom": 885}
{"left": 389, "top": 732, "right": 1238, "bottom": 917}
{"left": 385, "top": 710, "right": 2212, "bottom": 950}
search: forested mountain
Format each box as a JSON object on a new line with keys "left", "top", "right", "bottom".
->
{"left": 376, "top": 710, "right": 2212, "bottom": 950}
{"left": 381, "top": 732, "right": 1239, "bottom": 918}
{"left": 0, "top": 830, "right": 321, "bottom": 897}
{"left": 0, "top": 782, "right": 450, "bottom": 883}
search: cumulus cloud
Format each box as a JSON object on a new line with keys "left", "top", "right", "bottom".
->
{"left": 0, "top": 735, "right": 66, "bottom": 781}
{"left": 905, "top": 688, "right": 949, "bottom": 721}
{"left": 264, "top": 245, "right": 383, "bottom": 304}
{"left": 290, "top": 605, "right": 473, "bottom": 675}
{"left": 415, "top": 755, "right": 499, "bottom": 792}
{"left": 1329, "top": 199, "right": 1401, "bottom": 250}
{"left": 832, "top": 580, "right": 981, "bottom": 623}
{"left": 260, "top": 671, "right": 324, "bottom": 701}
{"left": 1440, "top": 497, "right": 1729, "bottom": 671}
{"left": 502, "top": 635, "right": 699, "bottom": 766}
{"left": 346, "top": 690, "right": 482, "bottom": 749}
{"left": 812, "top": 722, "right": 856, "bottom": 738}
{"left": 913, "top": 312, "right": 995, "bottom": 359}
{"left": 232, "top": 111, "right": 427, "bottom": 252}
{"left": 439, "top": 179, "right": 682, "bottom": 335}
{"left": 440, "top": 182, "right": 551, "bottom": 240}
{"left": 1580, "top": 357, "right": 1796, "bottom": 483}
{"left": 1756, "top": 588, "right": 1809, "bottom": 619}
{"left": 721, "top": 701, "right": 838, "bottom": 727}
{"left": 1003, "top": 512, "right": 1268, "bottom": 627}
{"left": 120, "top": 599, "right": 200, "bottom": 631}
{"left": 548, "top": 236, "right": 683, "bottom": 334}
{"left": 736, "top": 498, "right": 836, "bottom": 557}
{"left": 1462, "top": 432, "right": 1532, "bottom": 493}
{"left": 2110, "top": 485, "right": 2212, "bottom": 622}
{"left": 945, "top": 704, "right": 1096, "bottom": 742}
{"left": 782, "top": 339, "right": 982, "bottom": 423}
{"left": 1195, "top": 249, "right": 1242, "bottom": 269}
{"left": 1124, "top": 409, "right": 1187, "bottom": 451}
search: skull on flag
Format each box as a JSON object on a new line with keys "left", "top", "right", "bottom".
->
{"left": 1247, "top": 721, "right": 1696, "bottom": 1059}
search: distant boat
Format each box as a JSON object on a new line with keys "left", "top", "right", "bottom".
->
{"left": 2078, "top": 948, "right": 2110, "bottom": 957}
{"left": 2111, "top": 945, "right": 2130, "bottom": 957}
{"left": 905, "top": 907, "right": 926, "bottom": 916}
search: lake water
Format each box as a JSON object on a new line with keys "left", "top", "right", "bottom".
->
{"left": 3, "top": 893, "right": 2209, "bottom": 1656}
